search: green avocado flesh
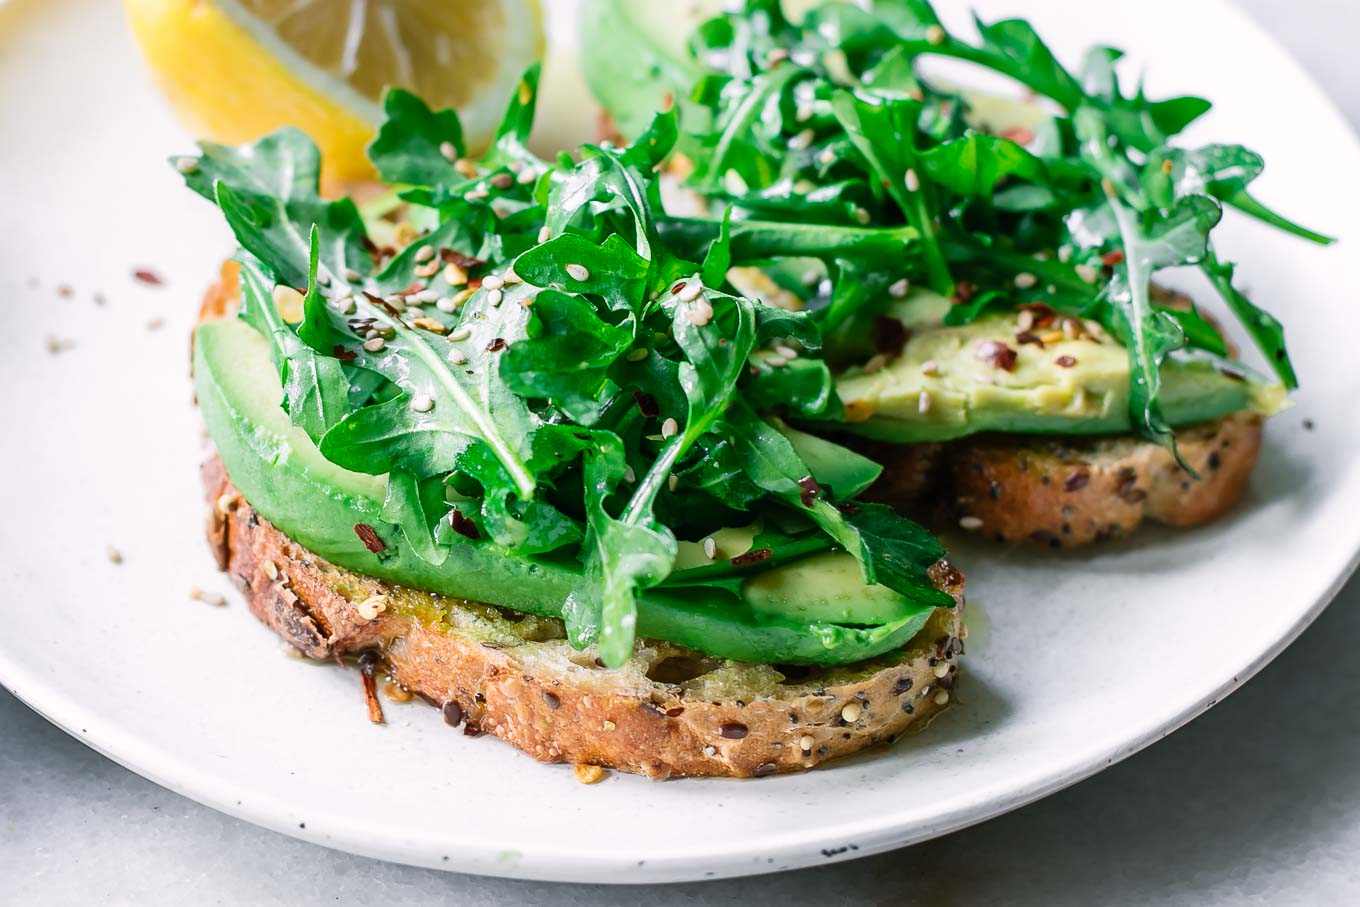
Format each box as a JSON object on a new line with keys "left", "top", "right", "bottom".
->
{"left": 194, "top": 318, "right": 942, "bottom": 666}
{"left": 836, "top": 291, "right": 1287, "bottom": 443}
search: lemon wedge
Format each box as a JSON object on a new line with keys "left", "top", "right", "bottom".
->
{"left": 124, "top": 0, "right": 544, "bottom": 184}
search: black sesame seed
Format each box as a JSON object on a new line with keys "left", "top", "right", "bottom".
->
{"left": 719, "top": 722, "right": 749, "bottom": 739}
{"left": 542, "top": 691, "right": 560, "bottom": 709}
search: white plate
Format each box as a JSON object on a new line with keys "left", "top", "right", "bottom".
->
{"left": 2, "top": 0, "right": 1357, "bottom": 885}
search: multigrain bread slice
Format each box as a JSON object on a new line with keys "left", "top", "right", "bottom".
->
{"left": 196, "top": 263, "right": 966, "bottom": 779}
{"left": 858, "top": 412, "right": 1262, "bottom": 547}
{"left": 203, "top": 457, "right": 965, "bottom": 779}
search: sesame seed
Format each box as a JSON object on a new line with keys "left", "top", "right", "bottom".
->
{"left": 481, "top": 274, "right": 505, "bottom": 290}
{"left": 190, "top": 587, "right": 226, "bottom": 606}
{"left": 383, "top": 682, "right": 413, "bottom": 703}
{"left": 517, "top": 167, "right": 537, "bottom": 185}
{"left": 774, "top": 344, "right": 799, "bottom": 359}
{"left": 920, "top": 359, "right": 940, "bottom": 376}
{"left": 816, "top": 148, "right": 836, "bottom": 167}
{"left": 661, "top": 417, "right": 680, "bottom": 439}
{"left": 1075, "top": 264, "right": 1099, "bottom": 283}
{"left": 538, "top": 225, "right": 552, "bottom": 244}
{"left": 414, "top": 260, "right": 440, "bottom": 278}
{"left": 703, "top": 745, "right": 717, "bottom": 757}
{"left": 363, "top": 337, "right": 386, "bottom": 352}
{"left": 384, "top": 293, "right": 405, "bottom": 308}
{"left": 703, "top": 537, "right": 717, "bottom": 560}
{"left": 904, "top": 169, "right": 921, "bottom": 193}
{"left": 439, "top": 141, "right": 458, "bottom": 161}
{"left": 174, "top": 156, "right": 199, "bottom": 174}
{"left": 668, "top": 475, "right": 679, "bottom": 492}
{"left": 677, "top": 280, "right": 704, "bottom": 302}
{"left": 216, "top": 494, "right": 236, "bottom": 515}
{"left": 841, "top": 702, "right": 862, "bottom": 723}
{"left": 281, "top": 642, "right": 304, "bottom": 659}
{"left": 449, "top": 326, "right": 472, "bottom": 342}
{"left": 623, "top": 465, "right": 636, "bottom": 484}
{"left": 925, "top": 24, "right": 946, "bottom": 45}
{"left": 448, "top": 349, "right": 468, "bottom": 365}
{"left": 414, "top": 245, "right": 436, "bottom": 263}
{"left": 411, "top": 289, "right": 439, "bottom": 304}
{"left": 263, "top": 560, "right": 279, "bottom": 580}
{"left": 333, "top": 296, "right": 356, "bottom": 315}
{"left": 1062, "top": 317, "right": 1081, "bottom": 340}
{"left": 411, "top": 394, "right": 434, "bottom": 413}
{"left": 798, "top": 735, "right": 814, "bottom": 753}
{"left": 565, "top": 263, "right": 590, "bottom": 281}
{"left": 574, "top": 764, "right": 608, "bottom": 784}
{"left": 766, "top": 355, "right": 788, "bottom": 368}
{"left": 933, "top": 661, "right": 950, "bottom": 678}
{"left": 1017, "top": 309, "right": 1035, "bottom": 332}
{"left": 626, "top": 348, "right": 649, "bottom": 362}
{"left": 1014, "top": 272, "right": 1038, "bottom": 289}
{"left": 789, "top": 128, "right": 815, "bottom": 150}
{"left": 356, "top": 595, "right": 388, "bottom": 621}
{"left": 862, "top": 353, "right": 889, "bottom": 375}
{"left": 889, "top": 277, "right": 911, "bottom": 298}
{"left": 918, "top": 390, "right": 932, "bottom": 414}
{"left": 443, "top": 263, "right": 469, "bottom": 286}
{"left": 486, "top": 288, "right": 503, "bottom": 306}
{"left": 853, "top": 206, "right": 871, "bottom": 225}
{"left": 412, "top": 317, "right": 447, "bottom": 334}
{"left": 343, "top": 268, "right": 362, "bottom": 282}
{"left": 959, "top": 516, "right": 983, "bottom": 531}
{"left": 603, "top": 720, "right": 616, "bottom": 731}
{"left": 106, "top": 545, "right": 123, "bottom": 565}
{"left": 934, "top": 690, "right": 950, "bottom": 706}
{"left": 490, "top": 172, "right": 514, "bottom": 190}
{"left": 435, "top": 297, "right": 458, "bottom": 313}
{"left": 684, "top": 299, "right": 714, "bottom": 326}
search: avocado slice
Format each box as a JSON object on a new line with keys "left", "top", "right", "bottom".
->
{"left": 835, "top": 290, "right": 1287, "bottom": 443}
{"left": 194, "top": 318, "right": 943, "bottom": 665}
{"left": 744, "top": 552, "right": 919, "bottom": 625}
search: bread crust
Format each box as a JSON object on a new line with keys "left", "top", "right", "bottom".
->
{"left": 863, "top": 413, "right": 1262, "bottom": 546}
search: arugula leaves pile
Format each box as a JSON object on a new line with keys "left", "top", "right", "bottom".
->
{"left": 180, "top": 65, "right": 952, "bottom": 668}
{"left": 632, "top": 0, "right": 1330, "bottom": 458}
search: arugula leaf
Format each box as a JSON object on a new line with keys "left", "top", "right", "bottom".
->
{"left": 917, "top": 133, "right": 1046, "bottom": 197}
{"left": 368, "top": 88, "right": 466, "bottom": 188}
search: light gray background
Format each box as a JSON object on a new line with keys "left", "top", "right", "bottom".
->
{"left": 4, "top": 1, "right": 1358, "bottom": 904}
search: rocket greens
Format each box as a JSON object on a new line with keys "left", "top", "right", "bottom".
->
{"left": 179, "top": 65, "right": 952, "bottom": 668}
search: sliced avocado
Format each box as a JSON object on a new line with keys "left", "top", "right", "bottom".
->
{"left": 744, "top": 551, "right": 917, "bottom": 625}
{"left": 835, "top": 290, "right": 1287, "bottom": 443}
{"left": 194, "top": 318, "right": 941, "bottom": 665}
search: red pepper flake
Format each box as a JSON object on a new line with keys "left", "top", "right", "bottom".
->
{"left": 1055, "top": 355, "right": 1078, "bottom": 368}
{"left": 975, "top": 339, "right": 1018, "bottom": 372}
{"left": 874, "top": 316, "right": 909, "bottom": 357}
{"left": 999, "top": 125, "right": 1036, "bottom": 146}
{"left": 449, "top": 510, "right": 480, "bottom": 541}
{"left": 730, "top": 547, "right": 774, "bottom": 568}
{"left": 670, "top": 281, "right": 686, "bottom": 296}
{"left": 485, "top": 337, "right": 507, "bottom": 353}
{"left": 439, "top": 249, "right": 485, "bottom": 269}
{"left": 354, "top": 523, "right": 386, "bottom": 553}
{"left": 1018, "top": 302, "right": 1056, "bottom": 328}
{"left": 132, "top": 268, "right": 164, "bottom": 286}
{"left": 331, "top": 344, "right": 357, "bottom": 362}
{"left": 632, "top": 389, "right": 660, "bottom": 419}
{"left": 1101, "top": 250, "right": 1125, "bottom": 267}
{"left": 57, "top": 284, "right": 74, "bottom": 299}
{"left": 951, "top": 281, "right": 978, "bottom": 305}
{"left": 1015, "top": 331, "right": 1044, "bottom": 348}
{"left": 797, "top": 476, "right": 821, "bottom": 508}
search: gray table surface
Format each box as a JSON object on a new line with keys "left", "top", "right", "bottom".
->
{"left": 4, "top": 2, "right": 1359, "bottom": 904}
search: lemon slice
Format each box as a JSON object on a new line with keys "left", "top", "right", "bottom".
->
{"left": 124, "top": 0, "right": 544, "bottom": 184}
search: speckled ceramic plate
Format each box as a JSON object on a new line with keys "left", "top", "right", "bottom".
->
{"left": 2, "top": 0, "right": 1357, "bottom": 885}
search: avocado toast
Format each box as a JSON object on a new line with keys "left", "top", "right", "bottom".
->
{"left": 182, "top": 69, "right": 966, "bottom": 778}
{"left": 583, "top": 0, "right": 1328, "bottom": 546}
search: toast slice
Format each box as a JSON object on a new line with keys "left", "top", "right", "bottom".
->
{"left": 196, "top": 263, "right": 966, "bottom": 779}
{"left": 859, "top": 412, "right": 1262, "bottom": 546}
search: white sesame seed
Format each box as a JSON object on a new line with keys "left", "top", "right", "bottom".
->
{"left": 106, "top": 545, "right": 123, "bottom": 565}
{"left": 517, "top": 167, "right": 537, "bottom": 185}
{"left": 623, "top": 465, "right": 636, "bottom": 484}
{"left": 841, "top": 702, "right": 862, "bottom": 723}
{"left": 934, "top": 690, "right": 950, "bottom": 706}
{"left": 448, "top": 348, "right": 468, "bottom": 365}
{"left": 921, "top": 359, "right": 940, "bottom": 376}
{"left": 409, "top": 289, "right": 438, "bottom": 304}
{"left": 175, "top": 156, "right": 199, "bottom": 174}
{"left": 411, "top": 394, "right": 434, "bottom": 413}
{"left": 1063, "top": 317, "right": 1081, "bottom": 340}
{"left": 263, "top": 560, "right": 279, "bottom": 580}
{"left": 853, "top": 206, "right": 871, "bottom": 225}
{"left": 773, "top": 344, "right": 799, "bottom": 359}
{"left": 384, "top": 293, "right": 406, "bottom": 308}
{"left": 933, "top": 661, "right": 951, "bottom": 678}
{"left": 904, "top": 169, "right": 921, "bottom": 193}
{"left": 889, "top": 277, "right": 911, "bottom": 298}
{"left": 685, "top": 299, "right": 715, "bottom": 327}
{"left": 538, "top": 225, "right": 552, "bottom": 244}
{"left": 798, "top": 734, "right": 814, "bottom": 752}
{"left": 816, "top": 148, "right": 837, "bottom": 167}
{"left": 436, "top": 297, "right": 457, "bottom": 313}
{"left": 356, "top": 595, "right": 388, "bottom": 621}
{"left": 439, "top": 141, "right": 457, "bottom": 161}
{"left": 190, "top": 587, "right": 226, "bottom": 606}
{"left": 668, "top": 475, "right": 680, "bottom": 492}
{"left": 1075, "top": 264, "right": 1100, "bottom": 283}
{"left": 959, "top": 516, "right": 984, "bottom": 531}
{"left": 443, "top": 263, "right": 469, "bottom": 286}
{"left": 661, "top": 417, "right": 680, "bottom": 439}
{"left": 503, "top": 267, "right": 521, "bottom": 285}
{"left": 343, "top": 268, "right": 362, "bottom": 282}
{"left": 788, "top": 128, "right": 815, "bottom": 150}
{"left": 481, "top": 274, "right": 505, "bottom": 290}
{"left": 363, "top": 337, "right": 386, "bottom": 352}
{"left": 281, "top": 641, "right": 304, "bottom": 659}
{"left": 486, "top": 288, "right": 503, "bottom": 306}
{"left": 918, "top": 390, "right": 933, "bottom": 414}
{"left": 449, "top": 326, "right": 472, "bottom": 342}
{"left": 703, "top": 744, "right": 717, "bottom": 757}
{"left": 925, "top": 24, "right": 946, "bottom": 45}
{"left": 1017, "top": 309, "right": 1035, "bottom": 331}
{"left": 565, "top": 263, "right": 590, "bottom": 282}
{"left": 333, "top": 296, "right": 356, "bottom": 315}
{"left": 678, "top": 280, "right": 704, "bottom": 303}
{"left": 703, "top": 537, "right": 717, "bottom": 560}
{"left": 863, "top": 353, "right": 889, "bottom": 375}
{"left": 626, "top": 348, "right": 649, "bottom": 362}
{"left": 766, "top": 355, "right": 788, "bottom": 368}
{"left": 1014, "top": 272, "right": 1038, "bottom": 289}
{"left": 414, "top": 245, "right": 436, "bottom": 263}
{"left": 1058, "top": 245, "right": 1074, "bottom": 263}
{"left": 414, "top": 260, "right": 441, "bottom": 278}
